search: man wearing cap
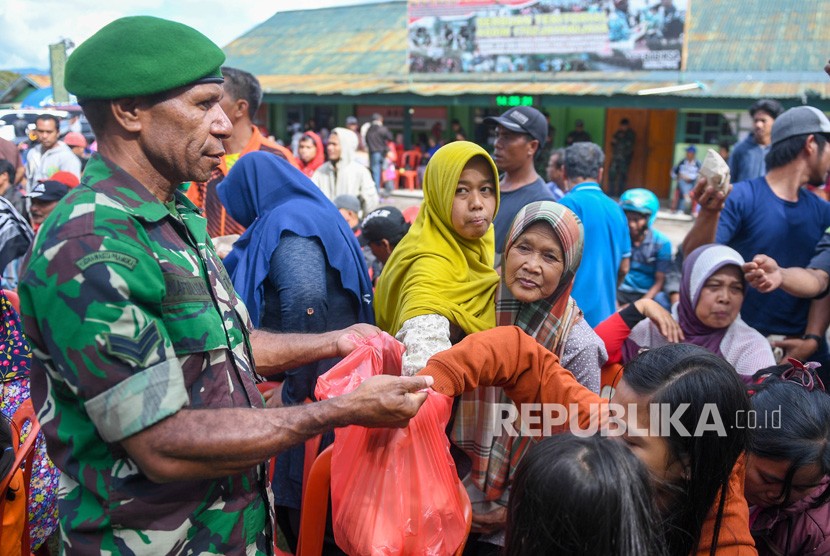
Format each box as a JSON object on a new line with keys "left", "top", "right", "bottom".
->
{"left": 670, "top": 145, "right": 701, "bottom": 213}
{"left": 345, "top": 115, "right": 360, "bottom": 135}
{"left": 334, "top": 193, "right": 362, "bottom": 232}
{"left": 361, "top": 205, "right": 410, "bottom": 284}
{"left": 486, "top": 106, "right": 555, "bottom": 255}
{"left": 24, "top": 114, "right": 81, "bottom": 186}
{"left": 47, "top": 169, "right": 81, "bottom": 189}
{"left": 345, "top": 116, "right": 367, "bottom": 154}
{"left": 728, "top": 98, "right": 784, "bottom": 184}
{"left": 63, "top": 131, "right": 89, "bottom": 171}
{"left": 684, "top": 105, "right": 830, "bottom": 370}
{"left": 18, "top": 16, "right": 430, "bottom": 555}
{"left": 26, "top": 178, "right": 70, "bottom": 230}
{"left": 186, "top": 66, "right": 298, "bottom": 238}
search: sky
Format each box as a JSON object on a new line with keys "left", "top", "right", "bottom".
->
{"left": 1, "top": 0, "right": 381, "bottom": 71}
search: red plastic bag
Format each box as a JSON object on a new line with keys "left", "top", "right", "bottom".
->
{"left": 315, "top": 332, "right": 467, "bottom": 556}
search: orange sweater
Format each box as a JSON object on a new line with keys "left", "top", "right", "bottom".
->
{"left": 420, "top": 326, "right": 756, "bottom": 556}
{"left": 187, "top": 126, "right": 298, "bottom": 237}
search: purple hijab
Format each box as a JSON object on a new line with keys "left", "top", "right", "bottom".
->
{"left": 676, "top": 244, "right": 746, "bottom": 356}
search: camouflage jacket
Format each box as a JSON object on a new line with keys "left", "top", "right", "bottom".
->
{"left": 19, "top": 154, "right": 273, "bottom": 555}
{"left": 611, "top": 128, "right": 636, "bottom": 161}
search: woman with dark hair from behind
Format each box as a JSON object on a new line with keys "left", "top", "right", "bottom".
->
{"left": 616, "top": 343, "right": 752, "bottom": 556}
{"left": 505, "top": 433, "right": 666, "bottom": 556}
{"left": 745, "top": 360, "right": 830, "bottom": 555}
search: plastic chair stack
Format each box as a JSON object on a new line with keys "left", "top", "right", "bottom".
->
{"left": 398, "top": 150, "right": 422, "bottom": 190}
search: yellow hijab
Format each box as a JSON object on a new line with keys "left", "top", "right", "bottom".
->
{"left": 375, "top": 141, "right": 500, "bottom": 335}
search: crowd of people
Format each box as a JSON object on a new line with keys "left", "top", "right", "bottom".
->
{"left": 1, "top": 14, "right": 830, "bottom": 556}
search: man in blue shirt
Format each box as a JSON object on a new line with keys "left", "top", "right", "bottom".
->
{"left": 487, "top": 106, "right": 555, "bottom": 256}
{"left": 684, "top": 105, "right": 830, "bottom": 369}
{"left": 728, "top": 99, "right": 783, "bottom": 184}
{"left": 559, "top": 142, "right": 631, "bottom": 326}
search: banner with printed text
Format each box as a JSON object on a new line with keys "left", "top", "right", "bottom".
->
{"left": 408, "top": 0, "right": 686, "bottom": 73}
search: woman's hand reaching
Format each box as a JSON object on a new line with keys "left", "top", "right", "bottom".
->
{"left": 634, "top": 298, "right": 684, "bottom": 343}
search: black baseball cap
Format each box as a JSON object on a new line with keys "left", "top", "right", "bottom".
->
{"left": 361, "top": 206, "right": 409, "bottom": 245}
{"left": 485, "top": 106, "right": 547, "bottom": 144}
{"left": 27, "top": 179, "right": 70, "bottom": 202}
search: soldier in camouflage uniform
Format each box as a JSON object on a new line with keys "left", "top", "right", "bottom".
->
{"left": 608, "top": 118, "right": 636, "bottom": 197}
{"left": 18, "top": 16, "right": 431, "bottom": 555}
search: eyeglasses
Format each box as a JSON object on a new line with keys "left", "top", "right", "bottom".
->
{"left": 781, "top": 358, "right": 825, "bottom": 392}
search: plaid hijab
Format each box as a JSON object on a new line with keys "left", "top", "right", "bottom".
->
{"left": 495, "top": 201, "right": 584, "bottom": 352}
{"left": 452, "top": 201, "right": 584, "bottom": 502}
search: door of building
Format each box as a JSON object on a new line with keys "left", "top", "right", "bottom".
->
{"left": 603, "top": 108, "right": 677, "bottom": 200}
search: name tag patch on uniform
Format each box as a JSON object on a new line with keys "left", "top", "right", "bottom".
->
{"left": 77, "top": 251, "right": 138, "bottom": 271}
{"left": 163, "top": 274, "right": 212, "bottom": 304}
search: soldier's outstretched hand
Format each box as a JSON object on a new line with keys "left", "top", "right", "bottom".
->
{"left": 345, "top": 375, "right": 433, "bottom": 428}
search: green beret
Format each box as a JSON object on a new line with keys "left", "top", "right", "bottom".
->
{"left": 65, "top": 16, "right": 225, "bottom": 100}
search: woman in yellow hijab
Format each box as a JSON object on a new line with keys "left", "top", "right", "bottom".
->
{"left": 375, "top": 141, "right": 500, "bottom": 375}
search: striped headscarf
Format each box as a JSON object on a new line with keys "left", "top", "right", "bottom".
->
{"left": 452, "top": 201, "right": 585, "bottom": 502}
{"left": 495, "top": 201, "right": 584, "bottom": 354}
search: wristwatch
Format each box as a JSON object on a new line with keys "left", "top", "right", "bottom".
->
{"left": 801, "top": 333, "right": 823, "bottom": 345}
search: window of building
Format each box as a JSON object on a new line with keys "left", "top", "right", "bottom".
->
{"left": 682, "top": 111, "right": 740, "bottom": 145}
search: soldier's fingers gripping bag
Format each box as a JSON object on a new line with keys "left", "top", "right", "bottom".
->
{"left": 315, "top": 332, "right": 467, "bottom": 556}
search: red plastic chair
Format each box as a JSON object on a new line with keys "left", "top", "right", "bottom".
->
{"left": 0, "top": 399, "right": 41, "bottom": 554}
{"left": 296, "top": 444, "right": 472, "bottom": 556}
{"left": 401, "top": 204, "right": 421, "bottom": 224}
{"left": 398, "top": 150, "right": 423, "bottom": 190}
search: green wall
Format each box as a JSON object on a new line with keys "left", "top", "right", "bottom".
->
{"left": 542, "top": 106, "right": 605, "bottom": 148}
{"left": 267, "top": 100, "right": 610, "bottom": 150}
{"left": 447, "top": 105, "right": 472, "bottom": 140}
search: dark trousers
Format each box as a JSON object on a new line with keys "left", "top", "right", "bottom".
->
{"left": 607, "top": 158, "right": 631, "bottom": 197}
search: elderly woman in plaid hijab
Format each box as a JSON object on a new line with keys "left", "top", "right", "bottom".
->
{"left": 450, "top": 201, "right": 607, "bottom": 548}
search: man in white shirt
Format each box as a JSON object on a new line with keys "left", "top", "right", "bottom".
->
{"left": 25, "top": 114, "right": 81, "bottom": 188}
